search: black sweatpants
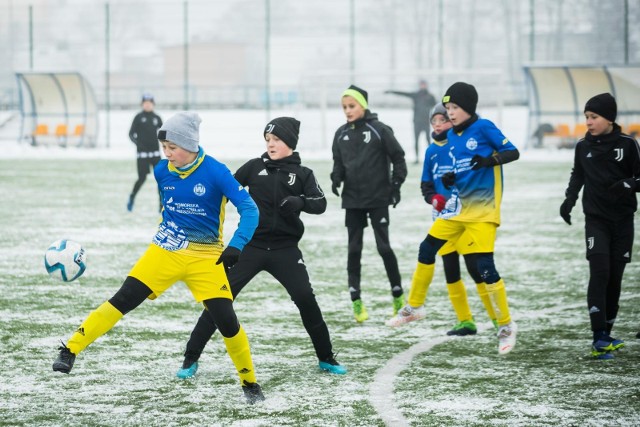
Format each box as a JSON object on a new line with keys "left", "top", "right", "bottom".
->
{"left": 345, "top": 207, "right": 403, "bottom": 301}
{"left": 184, "top": 245, "right": 334, "bottom": 362}
{"left": 584, "top": 215, "right": 633, "bottom": 334}
{"left": 413, "top": 120, "right": 431, "bottom": 161}
{"left": 130, "top": 156, "right": 161, "bottom": 201}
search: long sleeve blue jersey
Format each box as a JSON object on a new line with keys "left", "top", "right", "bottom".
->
{"left": 152, "top": 151, "right": 258, "bottom": 257}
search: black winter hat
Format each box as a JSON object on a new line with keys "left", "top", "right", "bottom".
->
{"left": 264, "top": 117, "right": 300, "bottom": 149}
{"left": 584, "top": 93, "right": 617, "bottom": 122}
{"left": 442, "top": 82, "right": 478, "bottom": 116}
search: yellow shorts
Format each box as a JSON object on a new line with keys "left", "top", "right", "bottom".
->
{"left": 430, "top": 218, "right": 497, "bottom": 254}
{"left": 128, "top": 244, "right": 233, "bottom": 303}
{"left": 437, "top": 230, "right": 477, "bottom": 256}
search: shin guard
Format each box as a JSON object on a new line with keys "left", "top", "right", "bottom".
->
{"left": 485, "top": 279, "right": 511, "bottom": 326}
{"left": 407, "top": 262, "right": 435, "bottom": 307}
{"left": 67, "top": 301, "right": 124, "bottom": 355}
{"left": 476, "top": 282, "right": 497, "bottom": 321}
{"left": 222, "top": 325, "right": 257, "bottom": 385}
{"left": 447, "top": 280, "right": 472, "bottom": 322}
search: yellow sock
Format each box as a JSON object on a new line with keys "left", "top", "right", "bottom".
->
{"left": 67, "top": 301, "right": 123, "bottom": 355}
{"left": 485, "top": 279, "right": 511, "bottom": 326}
{"left": 447, "top": 280, "right": 472, "bottom": 322}
{"left": 407, "top": 262, "right": 435, "bottom": 307}
{"left": 222, "top": 325, "right": 257, "bottom": 385}
{"left": 476, "top": 282, "right": 497, "bottom": 321}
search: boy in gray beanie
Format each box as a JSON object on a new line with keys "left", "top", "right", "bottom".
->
{"left": 53, "top": 111, "right": 266, "bottom": 404}
{"left": 157, "top": 111, "right": 201, "bottom": 153}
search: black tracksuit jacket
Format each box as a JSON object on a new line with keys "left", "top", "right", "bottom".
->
{"left": 330, "top": 110, "right": 407, "bottom": 209}
{"left": 235, "top": 152, "right": 326, "bottom": 250}
{"left": 565, "top": 124, "right": 640, "bottom": 221}
{"left": 129, "top": 111, "right": 163, "bottom": 153}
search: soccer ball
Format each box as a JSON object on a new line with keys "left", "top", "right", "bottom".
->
{"left": 44, "top": 239, "right": 87, "bottom": 282}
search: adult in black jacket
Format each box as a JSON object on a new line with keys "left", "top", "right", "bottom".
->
{"left": 560, "top": 93, "right": 640, "bottom": 360}
{"left": 331, "top": 85, "right": 408, "bottom": 323}
{"left": 386, "top": 80, "right": 437, "bottom": 163}
{"left": 127, "top": 93, "right": 163, "bottom": 211}
{"left": 176, "top": 117, "right": 346, "bottom": 378}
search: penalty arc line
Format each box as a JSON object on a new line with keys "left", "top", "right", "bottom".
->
{"left": 367, "top": 334, "right": 451, "bottom": 427}
{"left": 367, "top": 295, "right": 638, "bottom": 426}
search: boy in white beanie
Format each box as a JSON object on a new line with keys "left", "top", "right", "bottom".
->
{"left": 53, "top": 112, "right": 265, "bottom": 404}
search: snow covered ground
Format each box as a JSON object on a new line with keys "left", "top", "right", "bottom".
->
{"left": 1, "top": 106, "right": 637, "bottom": 426}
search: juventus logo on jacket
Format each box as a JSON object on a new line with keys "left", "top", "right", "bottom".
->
{"left": 587, "top": 236, "right": 595, "bottom": 250}
{"left": 614, "top": 148, "right": 623, "bottom": 161}
{"left": 362, "top": 131, "right": 371, "bottom": 143}
{"left": 288, "top": 173, "right": 296, "bottom": 185}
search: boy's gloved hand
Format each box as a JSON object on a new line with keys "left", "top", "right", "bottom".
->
{"left": 471, "top": 154, "right": 496, "bottom": 170}
{"left": 390, "top": 182, "right": 401, "bottom": 208}
{"left": 331, "top": 181, "right": 341, "bottom": 197}
{"left": 559, "top": 199, "right": 574, "bottom": 225}
{"left": 279, "top": 196, "right": 305, "bottom": 216}
{"left": 216, "top": 246, "right": 241, "bottom": 270}
{"left": 442, "top": 172, "right": 456, "bottom": 190}
{"left": 430, "top": 194, "right": 446, "bottom": 212}
{"left": 608, "top": 177, "right": 637, "bottom": 197}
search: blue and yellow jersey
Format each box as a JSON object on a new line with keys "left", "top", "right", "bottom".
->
{"left": 445, "top": 118, "right": 517, "bottom": 224}
{"left": 421, "top": 138, "right": 460, "bottom": 220}
{"left": 153, "top": 148, "right": 256, "bottom": 258}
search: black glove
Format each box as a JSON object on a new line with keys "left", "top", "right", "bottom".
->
{"left": 331, "top": 181, "right": 341, "bottom": 197}
{"left": 279, "top": 196, "right": 305, "bottom": 216}
{"left": 390, "top": 182, "right": 401, "bottom": 208}
{"left": 471, "top": 154, "right": 496, "bottom": 170}
{"left": 608, "top": 177, "right": 637, "bottom": 197}
{"left": 559, "top": 199, "right": 575, "bottom": 225}
{"left": 216, "top": 246, "right": 241, "bottom": 270}
{"left": 442, "top": 172, "right": 456, "bottom": 190}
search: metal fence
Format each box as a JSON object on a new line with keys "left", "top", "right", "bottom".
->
{"left": 1, "top": 0, "right": 638, "bottom": 111}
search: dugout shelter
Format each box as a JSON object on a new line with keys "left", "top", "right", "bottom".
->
{"left": 524, "top": 65, "right": 640, "bottom": 148}
{"left": 16, "top": 72, "right": 99, "bottom": 147}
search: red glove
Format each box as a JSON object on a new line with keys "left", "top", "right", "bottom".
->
{"left": 431, "top": 194, "right": 446, "bottom": 212}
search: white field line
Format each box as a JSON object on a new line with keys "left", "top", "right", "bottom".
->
{"left": 368, "top": 333, "right": 450, "bottom": 427}
{"left": 367, "top": 294, "right": 637, "bottom": 426}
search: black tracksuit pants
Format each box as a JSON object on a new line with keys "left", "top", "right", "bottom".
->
{"left": 183, "top": 244, "right": 334, "bottom": 362}
{"left": 345, "top": 207, "right": 403, "bottom": 301}
{"left": 130, "top": 156, "right": 161, "bottom": 201}
{"left": 585, "top": 215, "right": 633, "bottom": 335}
{"left": 414, "top": 120, "right": 431, "bottom": 161}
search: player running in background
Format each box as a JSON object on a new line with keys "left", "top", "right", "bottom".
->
{"left": 175, "top": 117, "right": 347, "bottom": 379}
{"left": 127, "top": 93, "right": 163, "bottom": 212}
{"left": 53, "top": 112, "right": 265, "bottom": 404}
{"left": 386, "top": 103, "right": 498, "bottom": 334}
{"left": 559, "top": 93, "right": 640, "bottom": 360}
{"left": 392, "top": 82, "right": 519, "bottom": 354}
{"left": 330, "top": 85, "right": 408, "bottom": 322}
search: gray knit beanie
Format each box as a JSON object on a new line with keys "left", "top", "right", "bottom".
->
{"left": 157, "top": 111, "right": 201, "bottom": 152}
